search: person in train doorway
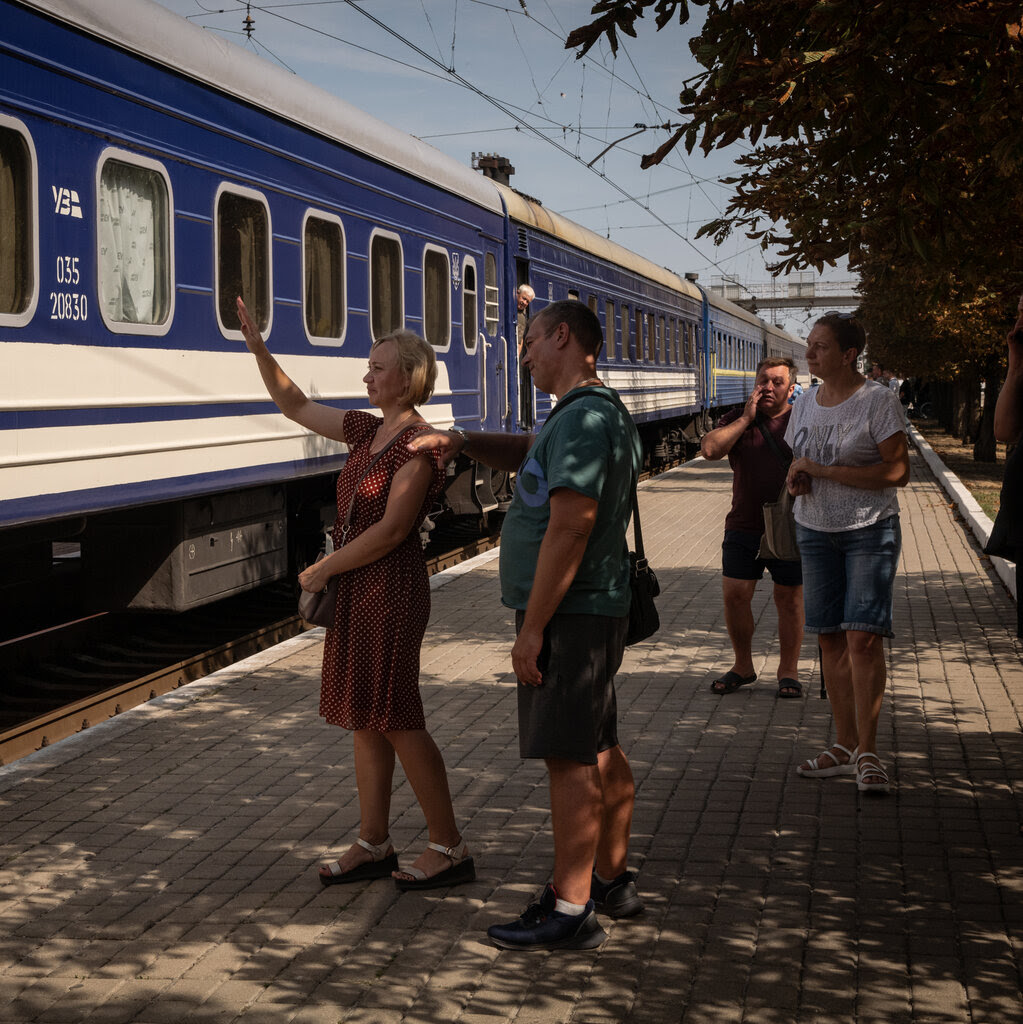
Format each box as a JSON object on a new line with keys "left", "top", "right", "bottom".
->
{"left": 409, "top": 299, "right": 643, "bottom": 951}
{"left": 700, "top": 358, "right": 805, "bottom": 699}
{"left": 516, "top": 284, "right": 537, "bottom": 427}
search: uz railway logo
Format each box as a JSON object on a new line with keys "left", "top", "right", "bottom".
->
{"left": 52, "top": 185, "right": 83, "bottom": 219}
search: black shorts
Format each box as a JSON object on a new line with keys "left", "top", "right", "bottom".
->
{"left": 722, "top": 529, "right": 802, "bottom": 587}
{"left": 514, "top": 611, "right": 627, "bottom": 765}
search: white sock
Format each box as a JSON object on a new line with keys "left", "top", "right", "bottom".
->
{"left": 554, "top": 898, "right": 587, "bottom": 916}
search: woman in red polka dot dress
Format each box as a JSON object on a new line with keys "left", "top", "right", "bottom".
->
{"left": 237, "top": 298, "right": 473, "bottom": 891}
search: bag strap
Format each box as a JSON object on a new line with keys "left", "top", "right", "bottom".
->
{"left": 545, "top": 387, "right": 645, "bottom": 558}
{"left": 340, "top": 423, "right": 426, "bottom": 538}
{"left": 754, "top": 414, "right": 792, "bottom": 471}
{"left": 630, "top": 485, "right": 646, "bottom": 561}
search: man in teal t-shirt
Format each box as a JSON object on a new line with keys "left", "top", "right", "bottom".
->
{"left": 411, "top": 299, "right": 643, "bottom": 952}
{"left": 499, "top": 383, "right": 636, "bottom": 616}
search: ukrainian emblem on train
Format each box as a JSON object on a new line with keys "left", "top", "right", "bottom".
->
{"left": 452, "top": 253, "right": 461, "bottom": 290}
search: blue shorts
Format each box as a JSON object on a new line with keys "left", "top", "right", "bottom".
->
{"left": 795, "top": 515, "right": 901, "bottom": 637}
{"left": 722, "top": 529, "right": 803, "bottom": 587}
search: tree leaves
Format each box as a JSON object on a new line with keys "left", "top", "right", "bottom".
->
{"left": 567, "top": 0, "right": 1023, "bottom": 393}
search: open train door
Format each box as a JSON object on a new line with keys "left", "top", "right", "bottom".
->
{"left": 514, "top": 259, "right": 536, "bottom": 432}
{"left": 479, "top": 248, "right": 510, "bottom": 434}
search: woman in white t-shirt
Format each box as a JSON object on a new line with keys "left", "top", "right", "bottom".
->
{"left": 784, "top": 313, "right": 910, "bottom": 795}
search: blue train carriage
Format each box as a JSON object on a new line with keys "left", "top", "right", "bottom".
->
{"left": 699, "top": 291, "right": 768, "bottom": 411}
{"left": 494, "top": 182, "right": 707, "bottom": 467}
{"left": 0, "top": 0, "right": 516, "bottom": 613}
{"left": 763, "top": 319, "right": 810, "bottom": 388}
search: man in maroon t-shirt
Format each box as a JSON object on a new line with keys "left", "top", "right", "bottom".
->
{"left": 700, "top": 358, "right": 804, "bottom": 698}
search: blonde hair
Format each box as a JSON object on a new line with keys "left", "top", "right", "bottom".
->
{"left": 372, "top": 330, "right": 437, "bottom": 406}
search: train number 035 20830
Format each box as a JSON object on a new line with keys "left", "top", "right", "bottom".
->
{"left": 50, "top": 291, "right": 88, "bottom": 321}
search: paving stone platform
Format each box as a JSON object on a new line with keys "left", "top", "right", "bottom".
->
{"left": 1, "top": 441, "right": 1021, "bottom": 1024}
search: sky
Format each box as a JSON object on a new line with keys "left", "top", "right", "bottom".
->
{"left": 152, "top": 0, "right": 852, "bottom": 333}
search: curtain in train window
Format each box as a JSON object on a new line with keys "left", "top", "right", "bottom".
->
{"left": 218, "top": 191, "right": 269, "bottom": 330}
{"left": 371, "top": 233, "right": 402, "bottom": 339}
{"left": 484, "top": 253, "right": 499, "bottom": 337}
{"left": 0, "top": 128, "right": 31, "bottom": 316}
{"left": 423, "top": 247, "right": 450, "bottom": 348}
{"left": 304, "top": 216, "right": 345, "bottom": 340}
{"left": 604, "top": 300, "right": 615, "bottom": 360}
{"left": 462, "top": 259, "right": 477, "bottom": 352}
{"left": 98, "top": 159, "right": 170, "bottom": 325}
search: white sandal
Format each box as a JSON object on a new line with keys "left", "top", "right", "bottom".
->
{"left": 319, "top": 836, "right": 398, "bottom": 886}
{"left": 393, "top": 838, "right": 476, "bottom": 891}
{"left": 856, "top": 752, "right": 891, "bottom": 795}
{"left": 796, "top": 743, "right": 858, "bottom": 778}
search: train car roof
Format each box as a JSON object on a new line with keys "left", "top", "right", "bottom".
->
{"left": 703, "top": 290, "right": 764, "bottom": 330}
{"left": 21, "top": 0, "right": 505, "bottom": 215}
{"left": 494, "top": 182, "right": 703, "bottom": 301}
{"left": 762, "top": 319, "right": 806, "bottom": 346}
{"left": 24, "top": 0, "right": 707, "bottom": 306}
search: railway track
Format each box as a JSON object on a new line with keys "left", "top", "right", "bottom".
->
{"left": 0, "top": 533, "right": 501, "bottom": 767}
{"left": 0, "top": 454, "right": 680, "bottom": 769}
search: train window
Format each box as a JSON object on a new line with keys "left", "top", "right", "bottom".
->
{"left": 422, "top": 245, "right": 451, "bottom": 349}
{"left": 568, "top": 289, "right": 579, "bottom": 301}
{"left": 634, "top": 308, "right": 643, "bottom": 362}
{"left": 216, "top": 185, "right": 271, "bottom": 335}
{"left": 588, "top": 294, "right": 598, "bottom": 315}
{"left": 621, "top": 304, "right": 631, "bottom": 360}
{"left": 605, "top": 300, "right": 615, "bottom": 360}
{"left": 658, "top": 316, "right": 666, "bottom": 363}
{"left": 645, "top": 312, "right": 655, "bottom": 362}
{"left": 462, "top": 256, "right": 478, "bottom": 353}
{"left": 484, "top": 253, "right": 498, "bottom": 337}
{"left": 97, "top": 151, "right": 173, "bottom": 334}
{"left": 303, "top": 212, "right": 346, "bottom": 346}
{"left": 0, "top": 118, "right": 37, "bottom": 326}
{"left": 370, "top": 230, "right": 403, "bottom": 339}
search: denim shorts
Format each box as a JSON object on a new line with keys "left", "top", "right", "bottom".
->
{"left": 722, "top": 529, "right": 803, "bottom": 587}
{"left": 795, "top": 515, "right": 901, "bottom": 637}
{"left": 514, "top": 611, "right": 626, "bottom": 764}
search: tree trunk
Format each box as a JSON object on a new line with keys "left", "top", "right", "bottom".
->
{"left": 973, "top": 363, "right": 1000, "bottom": 462}
{"left": 952, "top": 377, "right": 971, "bottom": 440}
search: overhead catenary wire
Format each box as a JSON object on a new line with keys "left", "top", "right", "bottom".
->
{"left": 182, "top": 0, "right": 764, "bottom": 287}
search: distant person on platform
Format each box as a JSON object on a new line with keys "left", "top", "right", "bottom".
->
{"left": 985, "top": 294, "right": 1023, "bottom": 639}
{"left": 701, "top": 358, "right": 804, "bottom": 699}
{"left": 787, "top": 312, "right": 910, "bottom": 796}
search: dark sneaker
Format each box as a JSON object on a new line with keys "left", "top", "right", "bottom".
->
{"left": 487, "top": 883, "right": 607, "bottom": 951}
{"left": 590, "top": 870, "right": 644, "bottom": 919}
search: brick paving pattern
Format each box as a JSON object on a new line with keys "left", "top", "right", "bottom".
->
{"left": 1, "top": 445, "right": 1021, "bottom": 1023}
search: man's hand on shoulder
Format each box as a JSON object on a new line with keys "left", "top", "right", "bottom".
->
{"left": 407, "top": 428, "right": 464, "bottom": 467}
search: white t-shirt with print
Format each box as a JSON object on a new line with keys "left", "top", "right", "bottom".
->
{"left": 784, "top": 379, "right": 906, "bottom": 532}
